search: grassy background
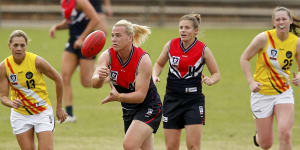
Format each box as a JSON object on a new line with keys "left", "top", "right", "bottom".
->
{"left": 0, "top": 27, "right": 299, "bottom": 150}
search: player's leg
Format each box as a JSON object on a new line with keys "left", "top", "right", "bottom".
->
{"left": 61, "top": 51, "right": 78, "bottom": 118}
{"left": 123, "top": 120, "right": 153, "bottom": 150}
{"left": 185, "top": 124, "right": 203, "bottom": 150}
{"left": 164, "top": 129, "right": 181, "bottom": 150}
{"left": 16, "top": 128, "right": 35, "bottom": 150}
{"left": 255, "top": 116, "right": 274, "bottom": 150}
{"left": 251, "top": 92, "right": 275, "bottom": 149}
{"left": 79, "top": 58, "right": 95, "bottom": 87}
{"left": 37, "top": 131, "right": 53, "bottom": 150}
{"left": 140, "top": 134, "right": 154, "bottom": 150}
{"left": 274, "top": 104, "right": 294, "bottom": 150}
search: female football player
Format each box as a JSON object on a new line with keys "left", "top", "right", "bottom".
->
{"left": 0, "top": 30, "right": 67, "bottom": 150}
{"left": 92, "top": 19, "right": 162, "bottom": 150}
{"left": 240, "top": 6, "right": 300, "bottom": 150}
{"left": 152, "top": 14, "right": 220, "bottom": 150}
{"left": 49, "top": 0, "right": 107, "bottom": 122}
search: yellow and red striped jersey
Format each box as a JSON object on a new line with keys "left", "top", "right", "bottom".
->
{"left": 254, "top": 29, "right": 298, "bottom": 95}
{"left": 4, "top": 52, "right": 51, "bottom": 115}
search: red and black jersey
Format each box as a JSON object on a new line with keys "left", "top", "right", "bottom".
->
{"left": 109, "top": 45, "right": 161, "bottom": 109}
{"left": 166, "top": 38, "right": 206, "bottom": 96}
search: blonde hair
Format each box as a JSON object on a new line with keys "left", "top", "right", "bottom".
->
{"left": 180, "top": 14, "right": 201, "bottom": 29}
{"left": 9, "top": 30, "right": 30, "bottom": 44}
{"left": 114, "top": 19, "right": 151, "bottom": 46}
{"left": 272, "top": 7, "right": 300, "bottom": 36}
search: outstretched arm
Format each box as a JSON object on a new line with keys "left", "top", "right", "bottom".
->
{"left": 36, "top": 56, "right": 67, "bottom": 123}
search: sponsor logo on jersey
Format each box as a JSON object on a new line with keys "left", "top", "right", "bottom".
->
{"left": 26, "top": 72, "right": 33, "bottom": 79}
{"left": 286, "top": 51, "right": 292, "bottom": 59}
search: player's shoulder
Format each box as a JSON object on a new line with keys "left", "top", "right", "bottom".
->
{"left": 0, "top": 60, "right": 7, "bottom": 75}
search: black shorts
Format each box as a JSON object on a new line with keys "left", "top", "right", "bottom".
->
{"left": 122, "top": 104, "right": 162, "bottom": 134}
{"left": 162, "top": 94, "right": 205, "bottom": 129}
{"left": 65, "top": 39, "right": 96, "bottom": 59}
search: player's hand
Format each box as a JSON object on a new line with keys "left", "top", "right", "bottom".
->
{"left": 56, "top": 107, "right": 67, "bottom": 124}
{"left": 96, "top": 66, "right": 110, "bottom": 80}
{"left": 249, "top": 81, "right": 262, "bottom": 93}
{"left": 11, "top": 99, "right": 23, "bottom": 109}
{"left": 101, "top": 82, "right": 121, "bottom": 104}
{"left": 152, "top": 76, "right": 160, "bottom": 84}
{"left": 292, "top": 72, "right": 300, "bottom": 86}
{"left": 74, "top": 38, "right": 84, "bottom": 49}
{"left": 49, "top": 25, "right": 57, "bottom": 38}
{"left": 202, "top": 74, "right": 214, "bottom": 86}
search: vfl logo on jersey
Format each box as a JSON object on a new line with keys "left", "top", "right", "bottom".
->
{"left": 286, "top": 51, "right": 292, "bottom": 59}
{"left": 170, "top": 56, "right": 180, "bottom": 66}
{"left": 26, "top": 72, "right": 33, "bottom": 79}
{"left": 270, "top": 49, "right": 278, "bottom": 60}
{"left": 9, "top": 74, "right": 18, "bottom": 85}
{"left": 110, "top": 71, "right": 118, "bottom": 82}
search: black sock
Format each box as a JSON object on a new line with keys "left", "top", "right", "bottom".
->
{"left": 66, "top": 106, "right": 73, "bottom": 116}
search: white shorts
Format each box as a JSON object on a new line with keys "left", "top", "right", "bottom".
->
{"left": 10, "top": 107, "right": 55, "bottom": 135}
{"left": 251, "top": 88, "right": 294, "bottom": 119}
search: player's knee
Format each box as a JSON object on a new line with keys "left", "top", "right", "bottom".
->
{"left": 20, "top": 144, "right": 35, "bottom": 150}
{"left": 166, "top": 143, "right": 180, "bottom": 150}
{"left": 38, "top": 145, "right": 53, "bottom": 150}
{"left": 260, "top": 140, "right": 273, "bottom": 149}
{"left": 81, "top": 78, "right": 91, "bottom": 87}
{"left": 61, "top": 73, "right": 72, "bottom": 84}
{"left": 278, "top": 129, "right": 292, "bottom": 143}
{"left": 123, "top": 141, "right": 138, "bottom": 150}
{"left": 187, "top": 143, "right": 200, "bottom": 150}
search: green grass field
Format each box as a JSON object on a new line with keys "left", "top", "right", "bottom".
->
{"left": 0, "top": 27, "right": 299, "bottom": 150}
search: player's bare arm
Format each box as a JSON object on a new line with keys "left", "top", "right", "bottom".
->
{"left": 36, "top": 56, "right": 66, "bottom": 122}
{"left": 92, "top": 50, "right": 110, "bottom": 88}
{"left": 203, "top": 47, "right": 220, "bottom": 86}
{"left": 153, "top": 41, "right": 170, "bottom": 83}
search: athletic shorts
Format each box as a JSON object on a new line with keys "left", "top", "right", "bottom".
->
{"left": 162, "top": 94, "right": 205, "bottom": 129}
{"left": 65, "top": 39, "right": 96, "bottom": 59}
{"left": 251, "top": 88, "right": 294, "bottom": 119}
{"left": 10, "top": 107, "right": 55, "bottom": 135}
{"left": 122, "top": 104, "right": 162, "bottom": 134}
